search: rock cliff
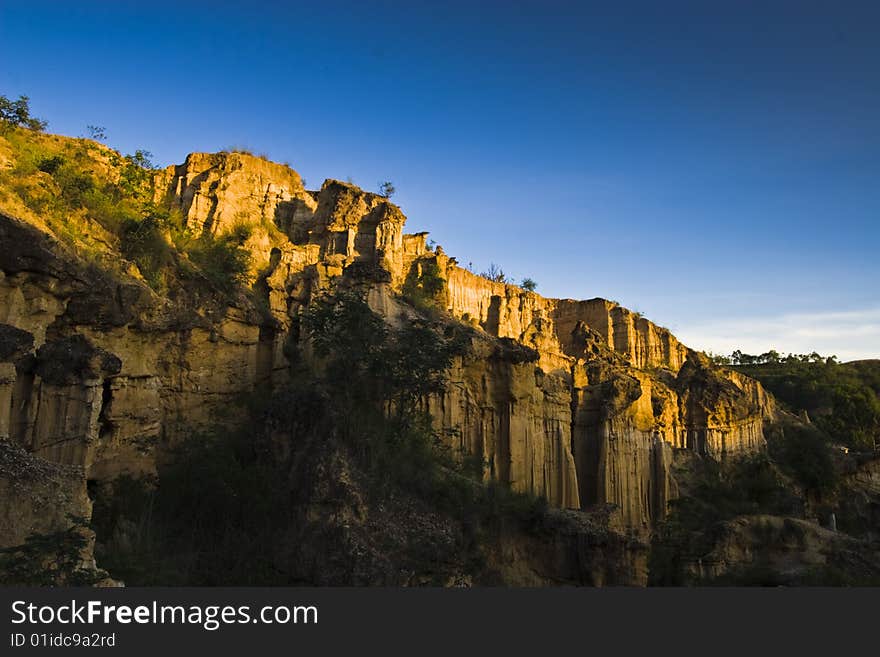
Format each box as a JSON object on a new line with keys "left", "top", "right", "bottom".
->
{"left": 0, "top": 134, "right": 780, "bottom": 583}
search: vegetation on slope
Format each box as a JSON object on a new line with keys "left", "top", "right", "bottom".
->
{"left": 651, "top": 352, "right": 880, "bottom": 586}
{"left": 0, "top": 97, "right": 251, "bottom": 298}
{"left": 711, "top": 350, "right": 880, "bottom": 451}
{"left": 649, "top": 453, "right": 801, "bottom": 585}
{"left": 401, "top": 257, "right": 446, "bottom": 314}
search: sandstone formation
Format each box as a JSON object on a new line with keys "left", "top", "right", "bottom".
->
{"left": 0, "top": 439, "right": 115, "bottom": 585}
{"left": 0, "top": 141, "right": 781, "bottom": 583}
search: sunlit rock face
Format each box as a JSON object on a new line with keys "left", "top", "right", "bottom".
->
{"left": 1, "top": 148, "right": 775, "bottom": 536}
{"left": 423, "top": 331, "right": 581, "bottom": 509}
{"left": 405, "top": 251, "right": 772, "bottom": 528}
{"left": 155, "top": 151, "right": 310, "bottom": 237}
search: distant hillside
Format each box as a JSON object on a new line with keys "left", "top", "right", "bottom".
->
{"left": 728, "top": 355, "right": 880, "bottom": 451}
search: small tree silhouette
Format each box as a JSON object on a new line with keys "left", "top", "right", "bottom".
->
{"left": 86, "top": 125, "right": 107, "bottom": 141}
{"left": 480, "top": 263, "right": 507, "bottom": 283}
{"left": 378, "top": 181, "right": 396, "bottom": 198}
{"left": 0, "top": 94, "right": 47, "bottom": 131}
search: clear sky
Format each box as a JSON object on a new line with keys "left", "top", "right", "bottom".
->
{"left": 2, "top": 1, "right": 878, "bottom": 360}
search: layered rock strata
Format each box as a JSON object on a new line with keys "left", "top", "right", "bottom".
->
{"left": 0, "top": 149, "right": 775, "bottom": 540}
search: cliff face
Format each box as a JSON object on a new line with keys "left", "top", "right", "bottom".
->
{"left": 0, "top": 141, "right": 778, "bottom": 581}
{"left": 416, "top": 254, "right": 772, "bottom": 527}
{"left": 0, "top": 212, "right": 282, "bottom": 481}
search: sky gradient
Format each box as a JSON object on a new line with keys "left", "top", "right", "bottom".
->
{"left": 2, "top": 1, "right": 878, "bottom": 359}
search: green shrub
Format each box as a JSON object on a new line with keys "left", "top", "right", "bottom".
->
{"left": 402, "top": 258, "right": 446, "bottom": 313}
{"left": 304, "top": 289, "right": 468, "bottom": 420}
{"left": 0, "top": 518, "right": 106, "bottom": 586}
{"left": 91, "top": 427, "right": 293, "bottom": 585}
{"left": 378, "top": 180, "right": 395, "bottom": 198}
{"left": 731, "top": 358, "right": 880, "bottom": 450}
{"left": 116, "top": 150, "right": 155, "bottom": 198}
{"left": 766, "top": 419, "right": 838, "bottom": 494}
{"left": 36, "top": 154, "right": 65, "bottom": 174}
{"left": 119, "top": 215, "right": 174, "bottom": 292}
{"left": 186, "top": 225, "right": 252, "bottom": 294}
{"left": 301, "top": 290, "right": 546, "bottom": 526}
{"left": 85, "top": 125, "right": 107, "bottom": 141}
{"left": 675, "top": 455, "right": 801, "bottom": 526}
{"left": 52, "top": 164, "right": 96, "bottom": 207}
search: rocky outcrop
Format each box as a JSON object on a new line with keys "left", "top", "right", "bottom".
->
{"left": 0, "top": 211, "right": 287, "bottom": 479}
{"left": 155, "top": 151, "right": 310, "bottom": 237}
{"left": 21, "top": 334, "right": 121, "bottom": 466}
{"left": 438, "top": 262, "right": 688, "bottom": 373}
{"left": 0, "top": 439, "right": 90, "bottom": 550}
{"left": 1, "top": 146, "right": 776, "bottom": 543}
{"left": 571, "top": 366, "right": 676, "bottom": 529}
{"left": 0, "top": 324, "right": 32, "bottom": 441}
{"left": 686, "top": 515, "right": 880, "bottom": 585}
{"left": 486, "top": 507, "right": 649, "bottom": 586}
{"left": 554, "top": 299, "right": 689, "bottom": 371}
{"left": 426, "top": 334, "right": 580, "bottom": 508}
{"left": 405, "top": 252, "right": 772, "bottom": 527}
{"left": 0, "top": 440, "right": 116, "bottom": 585}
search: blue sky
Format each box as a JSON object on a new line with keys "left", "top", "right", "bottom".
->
{"left": 2, "top": 1, "right": 878, "bottom": 359}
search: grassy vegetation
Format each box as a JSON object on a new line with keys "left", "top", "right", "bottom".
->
{"left": 401, "top": 258, "right": 446, "bottom": 314}
{"left": 649, "top": 353, "right": 880, "bottom": 586}
{"left": 302, "top": 288, "right": 469, "bottom": 473}
{"left": 0, "top": 124, "right": 252, "bottom": 298}
{"left": 185, "top": 224, "right": 253, "bottom": 294}
{"left": 726, "top": 355, "right": 880, "bottom": 451}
